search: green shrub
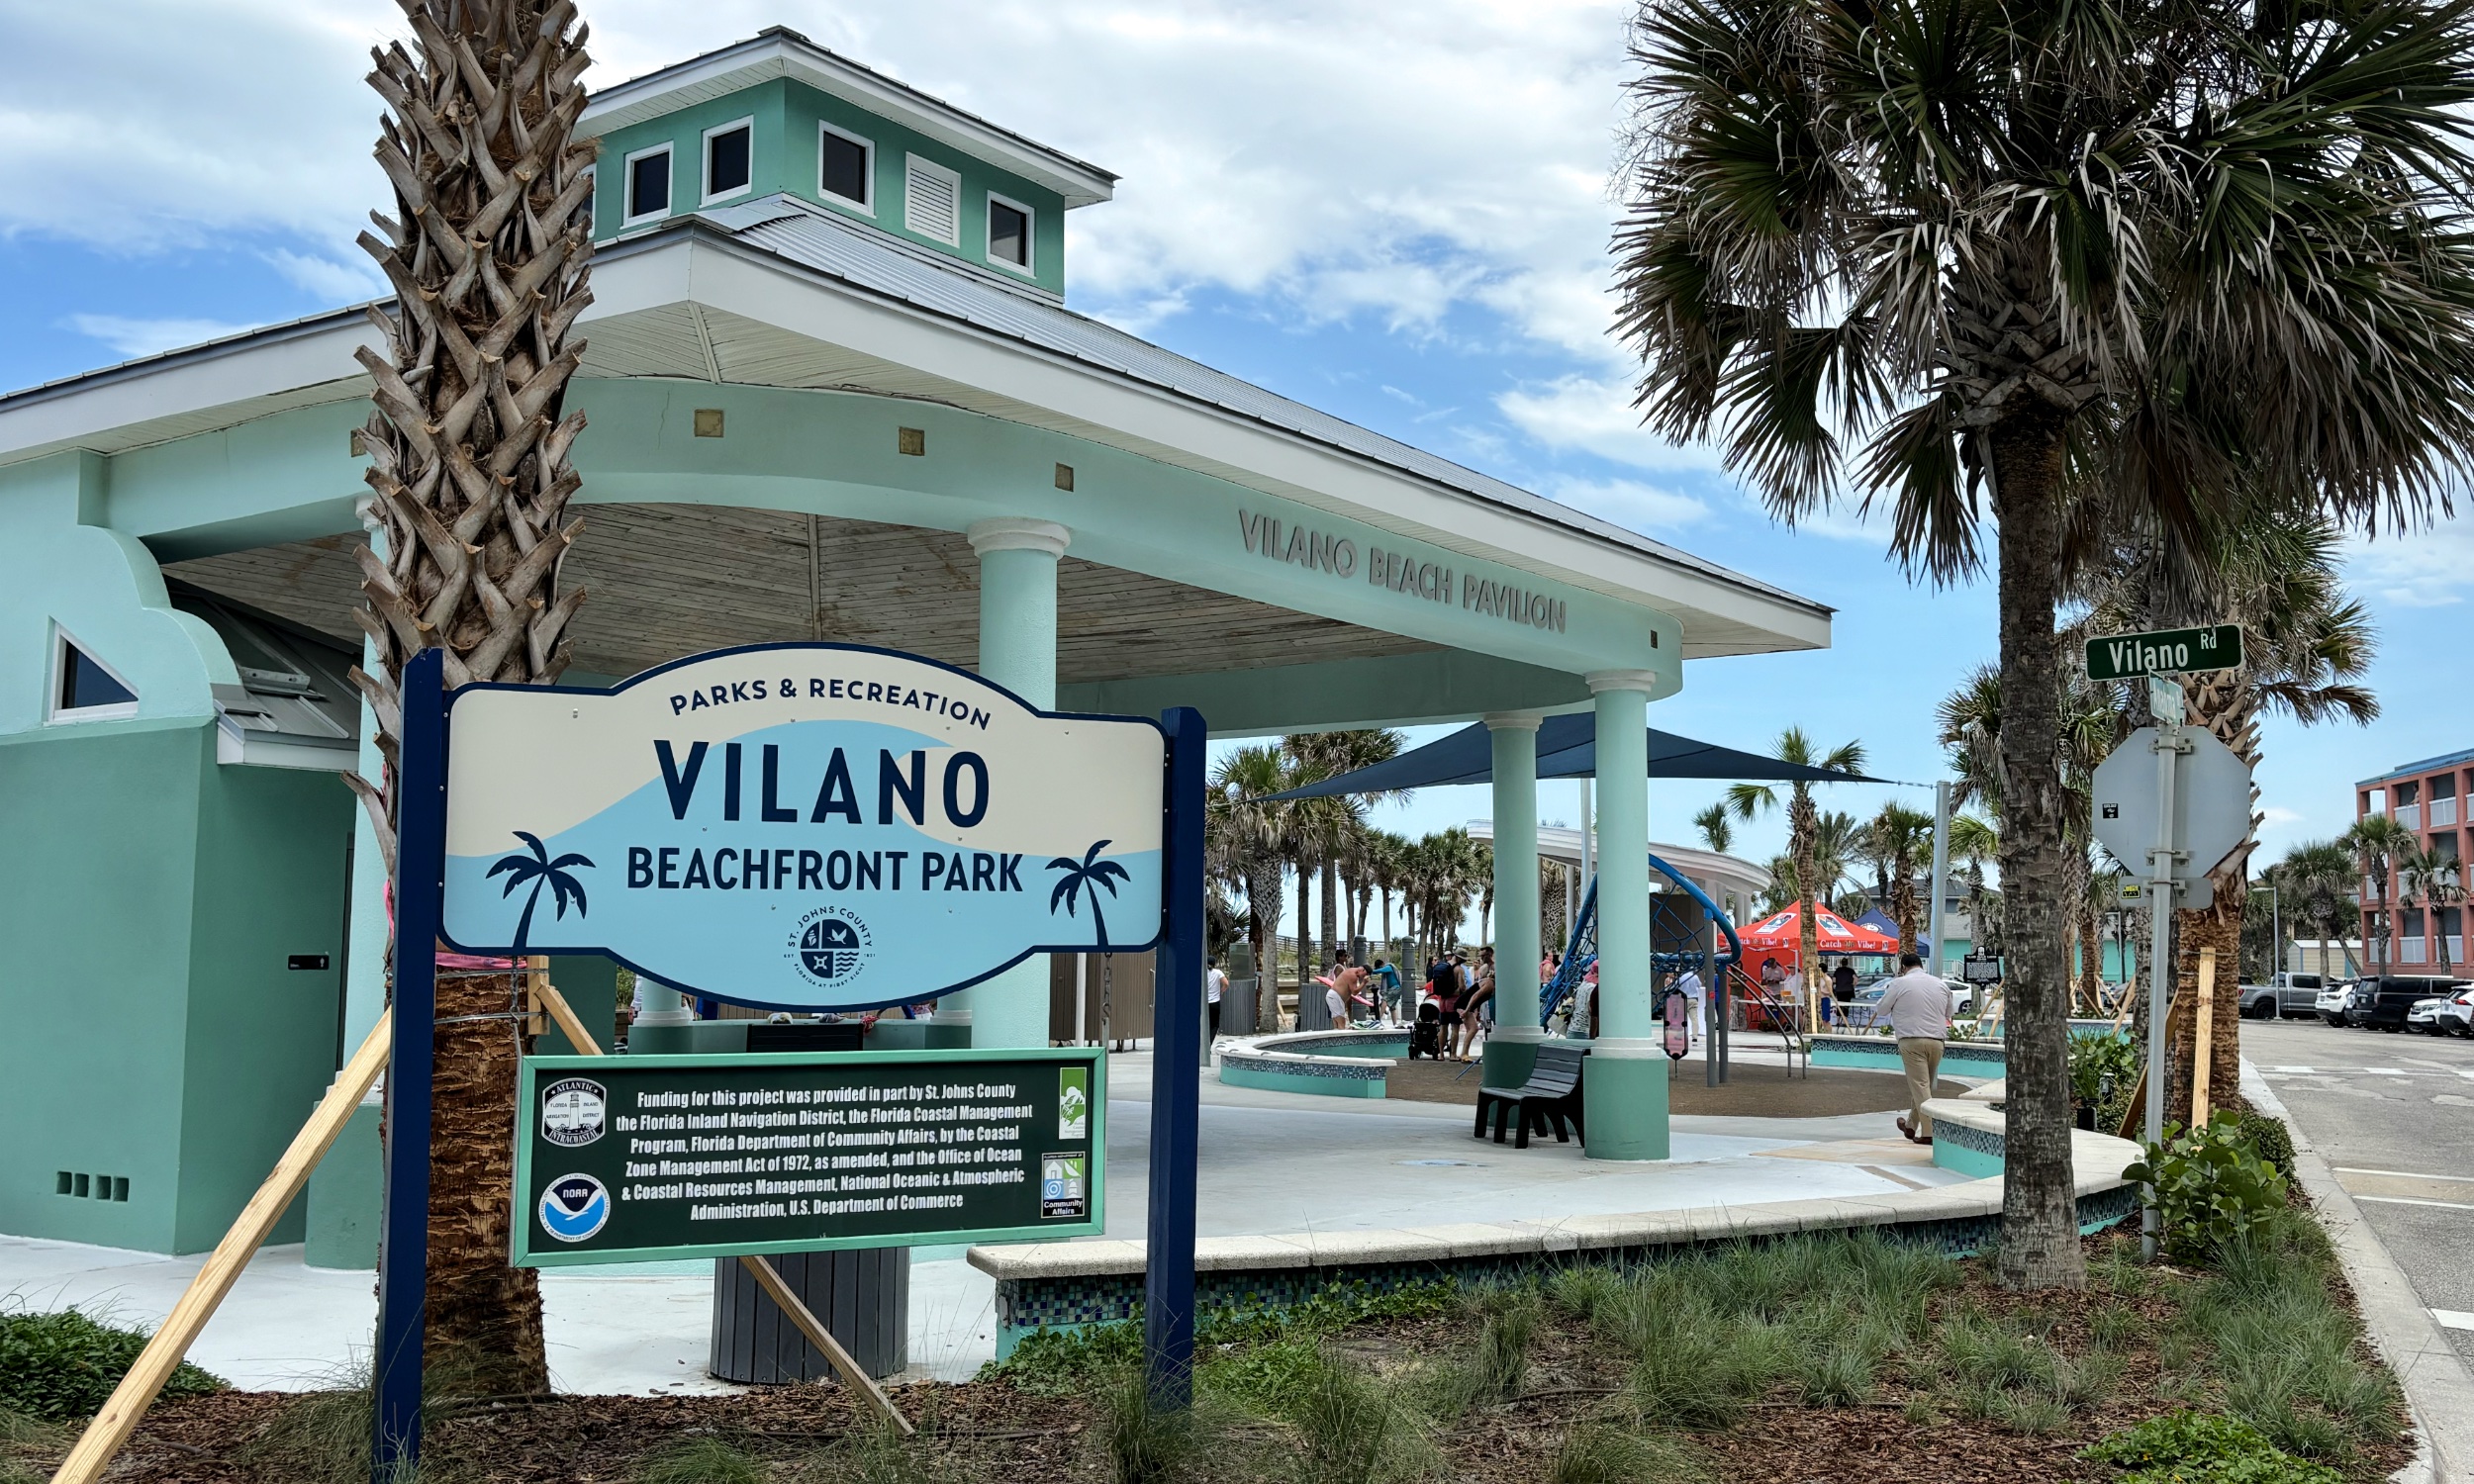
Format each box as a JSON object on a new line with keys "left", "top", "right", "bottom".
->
{"left": 2231, "top": 1106, "right": 2297, "bottom": 1180}
{"left": 1547, "top": 1424, "right": 1707, "bottom": 1484}
{"left": 2071, "top": 1032, "right": 2144, "bottom": 1125}
{"left": 0, "top": 1306, "right": 224, "bottom": 1421}
{"left": 2125, "top": 1114, "right": 2293, "bottom": 1262}
{"left": 2081, "top": 1411, "right": 2343, "bottom": 1483}
{"left": 1097, "top": 1367, "right": 1198, "bottom": 1484}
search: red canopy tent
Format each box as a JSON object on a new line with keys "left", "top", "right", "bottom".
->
{"left": 1738, "top": 905, "right": 1899, "bottom": 970}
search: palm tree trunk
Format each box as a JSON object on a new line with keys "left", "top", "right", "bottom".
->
{"left": 1321, "top": 858, "right": 1340, "bottom": 970}
{"left": 1295, "top": 853, "right": 1313, "bottom": 1024}
{"left": 2077, "top": 898, "right": 2104, "bottom": 1016}
{"left": 428, "top": 971, "right": 546, "bottom": 1388}
{"left": 352, "top": 1, "right": 596, "bottom": 1389}
{"left": 1989, "top": 405, "right": 2084, "bottom": 1291}
{"left": 2169, "top": 899, "right": 2245, "bottom": 1121}
{"left": 1791, "top": 792, "right": 1819, "bottom": 1033}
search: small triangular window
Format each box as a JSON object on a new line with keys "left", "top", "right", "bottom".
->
{"left": 57, "top": 637, "right": 136, "bottom": 713}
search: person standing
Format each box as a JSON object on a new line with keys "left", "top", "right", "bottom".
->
{"left": 1374, "top": 957, "right": 1402, "bottom": 1024}
{"left": 1205, "top": 956, "right": 1227, "bottom": 1040}
{"left": 1832, "top": 957, "right": 1857, "bottom": 1005}
{"left": 1877, "top": 952, "right": 1954, "bottom": 1143}
{"left": 1458, "top": 948, "right": 1497, "bottom": 1061}
{"left": 1676, "top": 963, "right": 1706, "bottom": 1042}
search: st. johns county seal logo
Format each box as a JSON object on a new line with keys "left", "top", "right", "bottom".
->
{"left": 537, "top": 1173, "right": 611, "bottom": 1243}
{"left": 789, "top": 904, "right": 874, "bottom": 988}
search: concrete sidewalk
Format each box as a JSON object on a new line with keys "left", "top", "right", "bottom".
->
{"left": 1, "top": 1049, "right": 1960, "bottom": 1393}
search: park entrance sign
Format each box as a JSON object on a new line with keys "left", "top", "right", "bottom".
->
{"left": 440, "top": 643, "right": 1166, "bottom": 1009}
{"left": 512, "top": 1049, "right": 1104, "bottom": 1266}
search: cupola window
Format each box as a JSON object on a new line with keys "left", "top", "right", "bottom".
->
{"left": 703, "top": 118, "right": 753, "bottom": 203}
{"left": 623, "top": 142, "right": 672, "bottom": 226}
{"left": 988, "top": 194, "right": 1032, "bottom": 272}
{"left": 819, "top": 124, "right": 874, "bottom": 211}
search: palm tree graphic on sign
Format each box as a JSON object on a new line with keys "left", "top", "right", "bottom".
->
{"left": 1046, "top": 840, "right": 1131, "bottom": 950}
{"left": 487, "top": 832, "right": 594, "bottom": 953}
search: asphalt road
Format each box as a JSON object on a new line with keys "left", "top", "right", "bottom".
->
{"left": 2247, "top": 1015, "right": 2474, "bottom": 1365}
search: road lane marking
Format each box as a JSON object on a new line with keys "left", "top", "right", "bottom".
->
{"left": 2267, "top": 1066, "right": 2319, "bottom": 1072}
{"left": 2433, "top": 1310, "right": 2474, "bottom": 1332}
{"left": 2364, "top": 1068, "right": 2407, "bottom": 1075}
{"left": 2345, "top": 1192, "right": 2474, "bottom": 1207}
{"left": 2335, "top": 1167, "right": 2474, "bottom": 1184}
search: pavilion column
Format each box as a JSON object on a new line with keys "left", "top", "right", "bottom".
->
{"left": 1582, "top": 670, "right": 1666, "bottom": 1160}
{"left": 941, "top": 517, "right": 1070, "bottom": 1049}
{"left": 1481, "top": 713, "right": 1544, "bottom": 1091}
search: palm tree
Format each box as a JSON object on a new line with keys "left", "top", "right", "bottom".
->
{"left": 2400, "top": 841, "right": 2463, "bottom": 974}
{"left": 1727, "top": 728, "right": 1865, "bottom": 1029}
{"left": 1864, "top": 804, "right": 1937, "bottom": 958}
{"left": 2276, "top": 840, "right": 2362, "bottom": 976}
{"left": 2078, "top": 504, "right": 2378, "bottom": 1110}
{"left": 1207, "top": 744, "right": 1293, "bottom": 1007}
{"left": 486, "top": 832, "right": 592, "bottom": 953}
{"left": 2347, "top": 815, "right": 2418, "bottom": 975}
{"left": 346, "top": 0, "right": 595, "bottom": 1390}
{"left": 1691, "top": 802, "right": 1733, "bottom": 856}
{"left": 1622, "top": 0, "right": 2474, "bottom": 1289}
{"left": 1047, "top": 841, "right": 1132, "bottom": 949}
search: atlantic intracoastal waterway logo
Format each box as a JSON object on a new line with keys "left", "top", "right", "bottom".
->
{"left": 538, "top": 1173, "right": 611, "bottom": 1243}
{"left": 540, "top": 1077, "right": 607, "bottom": 1148}
{"left": 789, "top": 904, "right": 874, "bottom": 987}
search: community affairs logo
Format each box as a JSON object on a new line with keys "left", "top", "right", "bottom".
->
{"left": 539, "top": 1077, "right": 607, "bottom": 1148}
{"left": 789, "top": 904, "right": 874, "bottom": 988}
{"left": 537, "top": 1173, "right": 611, "bottom": 1244}
{"left": 1040, "top": 1153, "right": 1088, "bottom": 1221}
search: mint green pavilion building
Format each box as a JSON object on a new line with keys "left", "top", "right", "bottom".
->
{"left": 0, "top": 30, "right": 1830, "bottom": 1263}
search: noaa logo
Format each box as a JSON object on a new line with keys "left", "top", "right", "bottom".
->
{"left": 790, "top": 905, "right": 874, "bottom": 987}
{"left": 539, "top": 1078, "right": 606, "bottom": 1148}
{"left": 537, "top": 1173, "right": 611, "bottom": 1243}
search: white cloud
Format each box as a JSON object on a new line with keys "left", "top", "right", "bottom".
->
{"left": 0, "top": 0, "right": 1643, "bottom": 354}
{"left": 64, "top": 314, "right": 256, "bottom": 357}
{"left": 264, "top": 247, "right": 385, "bottom": 302}
{"left": 2343, "top": 518, "right": 2474, "bottom": 608}
{"left": 1497, "top": 373, "right": 1719, "bottom": 474}
{"left": 1539, "top": 474, "right": 1709, "bottom": 535}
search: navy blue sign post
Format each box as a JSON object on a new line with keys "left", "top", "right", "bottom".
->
{"left": 373, "top": 648, "right": 443, "bottom": 1480}
{"left": 369, "top": 652, "right": 1206, "bottom": 1477}
{"left": 1144, "top": 707, "right": 1205, "bottom": 1406}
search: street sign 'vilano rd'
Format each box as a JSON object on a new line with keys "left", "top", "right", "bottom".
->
{"left": 2085, "top": 624, "right": 2242, "bottom": 681}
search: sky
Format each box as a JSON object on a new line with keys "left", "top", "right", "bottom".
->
{"left": 4, "top": 0, "right": 2470, "bottom": 928}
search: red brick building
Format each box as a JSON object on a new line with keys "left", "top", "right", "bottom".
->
{"left": 2356, "top": 749, "right": 2471, "bottom": 970}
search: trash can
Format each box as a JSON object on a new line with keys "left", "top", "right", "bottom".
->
{"left": 710, "top": 1247, "right": 907, "bottom": 1383}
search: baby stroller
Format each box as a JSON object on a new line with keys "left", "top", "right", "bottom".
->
{"left": 1408, "top": 1000, "right": 1445, "bottom": 1060}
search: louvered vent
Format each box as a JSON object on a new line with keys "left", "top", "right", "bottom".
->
{"left": 904, "top": 155, "right": 960, "bottom": 244}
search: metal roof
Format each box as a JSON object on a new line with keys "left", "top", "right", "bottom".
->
{"left": 2359, "top": 746, "right": 2474, "bottom": 788}
{"left": 685, "top": 193, "right": 1828, "bottom": 620}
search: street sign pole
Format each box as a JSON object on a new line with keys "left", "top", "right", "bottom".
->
{"left": 2141, "top": 678, "right": 2189, "bottom": 1263}
{"left": 1927, "top": 781, "right": 1952, "bottom": 976}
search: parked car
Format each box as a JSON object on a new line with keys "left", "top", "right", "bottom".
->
{"left": 1842, "top": 978, "right": 1976, "bottom": 1030}
{"left": 2439, "top": 986, "right": 2474, "bottom": 1038}
{"left": 2317, "top": 979, "right": 2354, "bottom": 1025}
{"left": 2240, "top": 973, "right": 2324, "bottom": 1019}
{"left": 2408, "top": 995, "right": 2449, "bottom": 1034}
{"left": 2354, "top": 975, "right": 2462, "bottom": 1033}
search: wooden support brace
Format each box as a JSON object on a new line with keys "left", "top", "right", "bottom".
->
{"left": 2192, "top": 947, "right": 2217, "bottom": 1126}
{"left": 50, "top": 1018, "right": 394, "bottom": 1484}
{"left": 523, "top": 988, "right": 910, "bottom": 1435}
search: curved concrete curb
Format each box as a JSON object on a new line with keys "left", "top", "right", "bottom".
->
{"left": 1214, "top": 1028, "right": 1408, "bottom": 1097}
{"left": 2241, "top": 1061, "right": 2467, "bottom": 1484}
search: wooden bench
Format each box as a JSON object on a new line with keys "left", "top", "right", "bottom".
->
{"left": 1474, "top": 1044, "right": 1586, "bottom": 1149}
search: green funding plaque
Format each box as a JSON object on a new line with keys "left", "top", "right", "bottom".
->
{"left": 510, "top": 1047, "right": 1103, "bottom": 1267}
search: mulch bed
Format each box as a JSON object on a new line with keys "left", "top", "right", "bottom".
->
{"left": 32, "top": 1233, "right": 2413, "bottom": 1484}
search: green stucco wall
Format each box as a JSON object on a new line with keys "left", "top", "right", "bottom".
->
{"left": 0, "top": 718, "right": 352, "bottom": 1253}
{"left": 592, "top": 78, "right": 1068, "bottom": 295}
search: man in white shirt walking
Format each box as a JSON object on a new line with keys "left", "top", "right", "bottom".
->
{"left": 1877, "top": 952, "right": 1954, "bottom": 1143}
{"left": 1676, "top": 964, "right": 1706, "bottom": 1043}
{"left": 1205, "top": 957, "right": 1227, "bottom": 1040}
